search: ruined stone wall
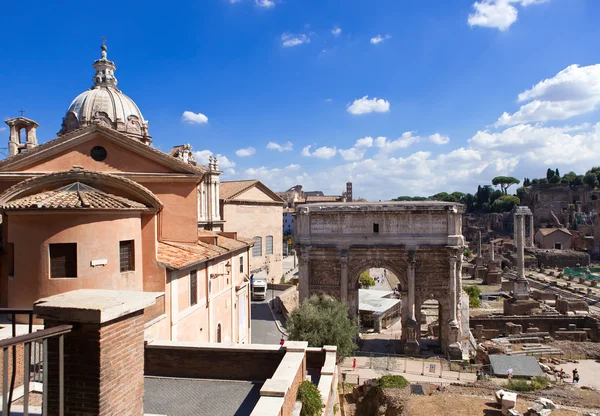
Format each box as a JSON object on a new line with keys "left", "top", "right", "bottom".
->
{"left": 470, "top": 315, "right": 599, "bottom": 342}
{"left": 533, "top": 250, "right": 590, "bottom": 268}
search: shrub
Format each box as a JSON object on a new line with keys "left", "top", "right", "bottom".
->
{"left": 464, "top": 247, "right": 472, "bottom": 257}
{"left": 505, "top": 376, "right": 552, "bottom": 392}
{"left": 359, "top": 271, "right": 375, "bottom": 288}
{"left": 297, "top": 380, "right": 323, "bottom": 416}
{"left": 287, "top": 294, "right": 358, "bottom": 359}
{"left": 464, "top": 285, "right": 481, "bottom": 308}
{"left": 376, "top": 375, "right": 409, "bottom": 389}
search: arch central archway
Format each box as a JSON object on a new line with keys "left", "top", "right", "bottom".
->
{"left": 294, "top": 201, "right": 467, "bottom": 358}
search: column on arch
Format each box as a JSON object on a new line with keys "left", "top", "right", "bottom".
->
{"left": 340, "top": 250, "right": 349, "bottom": 303}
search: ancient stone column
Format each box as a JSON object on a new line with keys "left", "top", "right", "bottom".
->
{"left": 490, "top": 239, "right": 495, "bottom": 262}
{"left": 340, "top": 252, "right": 348, "bottom": 303}
{"left": 449, "top": 255, "right": 458, "bottom": 325}
{"left": 407, "top": 252, "right": 416, "bottom": 321}
{"left": 478, "top": 231, "right": 482, "bottom": 256}
{"left": 298, "top": 246, "right": 311, "bottom": 303}
{"left": 515, "top": 214, "right": 525, "bottom": 280}
{"left": 529, "top": 215, "right": 535, "bottom": 247}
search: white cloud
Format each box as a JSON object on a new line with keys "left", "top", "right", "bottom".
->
{"left": 301, "top": 145, "right": 337, "bottom": 159}
{"left": 339, "top": 148, "right": 366, "bottom": 161}
{"left": 235, "top": 147, "right": 256, "bottom": 157}
{"left": 286, "top": 164, "right": 301, "bottom": 170}
{"left": 331, "top": 27, "right": 342, "bottom": 36}
{"left": 0, "top": 127, "right": 6, "bottom": 132}
{"left": 370, "top": 34, "right": 391, "bottom": 44}
{"left": 429, "top": 133, "right": 450, "bottom": 145}
{"left": 374, "top": 132, "right": 420, "bottom": 153}
{"left": 267, "top": 141, "right": 293, "bottom": 152}
{"left": 281, "top": 33, "right": 310, "bottom": 47}
{"left": 182, "top": 111, "right": 208, "bottom": 124}
{"left": 325, "top": 98, "right": 333, "bottom": 103}
{"left": 347, "top": 96, "right": 390, "bottom": 115}
{"left": 468, "top": 0, "right": 547, "bottom": 31}
{"left": 255, "top": 0, "right": 275, "bottom": 8}
{"left": 193, "top": 150, "right": 236, "bottom": 169}
{"left": 355, "top": 136, "right": 374, "bottom": 148}
{"left": 495, "top": 64, "right": 600, "bottom": 126}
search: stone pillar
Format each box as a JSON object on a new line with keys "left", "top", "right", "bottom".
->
{"left": 490, "top": 240, "right": 495, "bottom": 262}
{"left": 448, "top": 255, "right": 458, "bottom": 325}
{"left": 340, "top": 251, "right": 348, "bottom": 303}
{"left": 33, "top": 289, "right": 159, "bottom": 416}
{"left": 405, "top": 251, "right": 420, "bottom": 356}
{"left": 447, "top": 254, "right": 461, "bottom": 359}
{"left": 529, "top": 215, "right": 535, "bottom": 247}
{"left": 478, "top": 231, "right": 482, "bottom": 256}
{"left": 298, "top": 246, "right": 311, "bottom": 303}
{"left": 515, "top": 214, "right": 525, "bottom": 280}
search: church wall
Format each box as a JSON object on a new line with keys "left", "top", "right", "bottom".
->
{"left": 141, "top": 214, "right": 165, "bottom": 293}
{"left": 5, "top": 212, "right": 143, "bottom": 311}
{"left": 145, "top": 182, "right": 199, "bottom": 243}
{"left": 222, "top": 203, "right": 283, "bottom": 280}
{"left": 235, "top": 187, "right": 278, "bottom": 202}
{"left": 14, "top": 135, "right": 175, "bottom": 174}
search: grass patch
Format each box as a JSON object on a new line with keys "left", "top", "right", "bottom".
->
{"left": 505, "top": 377, "right": 552, "bottom": 392}
{"left": 376, "top": 375, "right": 409, "bottom": 389}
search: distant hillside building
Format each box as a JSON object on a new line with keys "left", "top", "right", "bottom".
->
{"left": 534, "top": 228, "right": 573, "bottom": 250}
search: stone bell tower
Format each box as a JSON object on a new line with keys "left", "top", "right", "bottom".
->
{"left": 5, "top": 116, "right": 39, "bottom": 156}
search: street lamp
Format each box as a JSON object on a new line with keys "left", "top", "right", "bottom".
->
{"left": 210, "top": 261, "right": 232, "bottom": 279}
{"left": 271, "top": 277, "right": 275, "bottom": 309}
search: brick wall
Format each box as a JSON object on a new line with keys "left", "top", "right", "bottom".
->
{"left": 0, "top": 344, "right": 25, "bottom": 393}
{"left": 145, "top": 344, "right": 285, "bottom": 381}
{"left": 281, "top": 356, "right": 305, "bottom": 416}
{"left": 45, "top": 310, "right": 146, "bottom": 416}
{"left": 143, "top": 294, "right": 165, "bottom": 324}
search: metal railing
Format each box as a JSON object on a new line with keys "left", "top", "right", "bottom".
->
{"left": 0, "top": 309, "right": 72, "bottom": 416}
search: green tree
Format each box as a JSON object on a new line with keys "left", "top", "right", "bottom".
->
{"left": 429, "top": 192, "right": 456, "bottom": 202}
{"left": 548, "top": 174, "right": 561, "bottom": 184}
{"left": 492, "top": 195, "right": 520, "bottom": 212}
{"left": 287, "top": 294, "right": 358, "bottom": 359}
{"left": 297, "top": 381, "right": 323, "bottom": 416}
{"left": 464, "top": 247, "right": 472, "bottom": 257}
{"left": 572, "top": 175, "right": 585, "bottom": 186}
{"left": 359, "top": 271, "right": 375, "bottom": 288}
{"left": 464, "top": 286, "right": 481, "bottom": 308}
{"left": 491, "top": 176, "right": 521, "bottom": 195}
{"left": 546, "top": 168, "right": 554, "bottom": 181}
{"left": 562, "top": 171, "right": 577, "bottom": 184}
{"left": 555, "top": 168, "right": 560, "bottom": 178}
{"left": 584, "top": 172, "right": 599, "bottom": 188}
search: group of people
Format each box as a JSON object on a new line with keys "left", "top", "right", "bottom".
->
{"left": 553, "top": 368, "right": 580, "bottom": 384}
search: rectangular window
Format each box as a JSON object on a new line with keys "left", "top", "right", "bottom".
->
{"left": 266, "top": 236, "right": 273, "bottom": 255}
{"left": 190, "top": 270, "right": 198, "bottom": 306}
{"left": 119, "top": 240, "right": 135, "bottom": 272}
{"left": 373, "top": 223, "right": 380, "bottom": 234}
{"left": 49, "top": 243, "right": 77, "bottom": 278}
{"left": 239, "top": 256, "right": 244, "bottom": 274}
{"left": 252, "top": 237, "right": 262, "bottom": 257}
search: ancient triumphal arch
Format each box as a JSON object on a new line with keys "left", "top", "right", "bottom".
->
{"left": 294, "top": 201, "right": 466, "bottom": 358}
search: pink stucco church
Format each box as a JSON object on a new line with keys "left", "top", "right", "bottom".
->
{"left": 0, "top": 44, "right": 282, "bottom": 344}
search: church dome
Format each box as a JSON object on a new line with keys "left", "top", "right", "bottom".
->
{"left": 59, "top": 44, "right": 151, "bottom": 144}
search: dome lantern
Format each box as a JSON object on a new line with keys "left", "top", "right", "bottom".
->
{"left": 59, "top": 42, "right": 152, "bottom": 145}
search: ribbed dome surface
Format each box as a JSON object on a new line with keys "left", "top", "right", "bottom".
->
{"left": 67, "top": 86, "right": 146, "bottom": 127}
{"left": 59, "top": 44, "right": 151, "bottom": 144}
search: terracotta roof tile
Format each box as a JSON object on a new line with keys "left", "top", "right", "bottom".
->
{"left": 219, "top": 180, "right": 259, "bottom": 200}
{"left": 157, "top": 231, "right": 253, "bottom": 269}
{"left": 1, "top": 182, "right": 147, "bottom": 210}
{"left": 538, "top": 228, "right": 572, "bottom": 236}
{"left": 305, "top": 195, "right": 343, "bottom": 202}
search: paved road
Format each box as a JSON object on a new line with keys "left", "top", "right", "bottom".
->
{"left": 250, "top": 289, "right": 286, "bottom": 345}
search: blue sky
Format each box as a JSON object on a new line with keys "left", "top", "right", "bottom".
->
{"left": 2, "top": 0, "right": 600, "bottom": 200}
